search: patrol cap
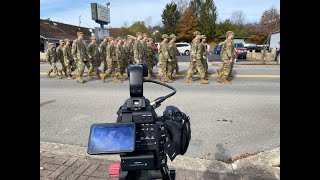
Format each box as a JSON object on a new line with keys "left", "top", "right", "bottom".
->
{"left": 162, "top": 34, "right": 169, "bottom": 39}
{"left": 59, "top": 40, "right": 65, "bottom": 43}
{"left": 117, "top": 37, "right": 122, "bottom": 40}
{"left": 200, "top": 35, "right": 207, "bottom": 39}
{"left": 77, "top": 31, "right": 84, "bottom": 36}
{"left": 136, "top": 32, "right": 142, "bottom": 36}
{"left": 109, "top": 37, "right": 114, "bottom": 40}
{"left": 193, "top": 31, "right": 201, "bottom": 36}
{"left": 91, "top": 36, "right": 97, "bottom": 40}
{"left": 169, "top": 34, "right": 177, "bottom": 39}
{"left": 64, "top": 39, "right": 71, "bottom": 43}
{"left": 142, "top": 33, "right": 148, "bottom": 37}
{"left": 147, "top": 38, "right": 153, "bottom": 41}
{"left": 225, "top": 31, "right": 234, "bottom": 37}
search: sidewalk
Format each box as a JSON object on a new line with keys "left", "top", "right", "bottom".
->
{"left": 40, "top": 142, "right": 279, "bottom": 180}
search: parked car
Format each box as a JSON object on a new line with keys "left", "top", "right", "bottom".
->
{"left": 176, "top": 42, "right": 190, "bottom": 56}
{"left": 234, "top": 43, "right": 247, "bottom": 59}
{"left": 153, "top": 43, "right": 159, "bottom": 52}
{"left": 214, "top": 44, "right": 222, "bottom": 55}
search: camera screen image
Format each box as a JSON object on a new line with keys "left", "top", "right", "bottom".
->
{"left": 87, "top": 123, "right": 135, "bottom": 154}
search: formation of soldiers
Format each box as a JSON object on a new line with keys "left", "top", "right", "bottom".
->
{"left": 45, "top": 30, "right": 235, "bottom": 85}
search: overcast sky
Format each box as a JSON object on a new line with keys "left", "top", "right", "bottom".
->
{"left": 40, "top": 0, "right": 280, "bottom": 28}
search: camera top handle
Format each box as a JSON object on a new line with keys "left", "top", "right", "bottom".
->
{"left": 143, "top": 79, "right": 176, "bottom": 109}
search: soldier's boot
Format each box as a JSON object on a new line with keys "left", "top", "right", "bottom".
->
{"left": 165, "top": 76, "right": 173, "bottom": 83}
{"left": 185, "top": 76, "right": 194, "bottom": 83}
{"left": 101, "top": 74, "right": 106, "bottom": 83}
{"left": 56, "top": 72, "right": 62, "bottom": 79}
{"left": 114, "top": 78, "right": 123, "bottom": 83}
{"left": 221, "top": 77, "right": 230, "bottom": 85}
{"left": 67, "top": 74, "right": 73, "bottom": 80}
{"left": 217, "top": 71, "right": 223, "bottom": 83}
{"left": 47, "top": 70, "right": 52, "bottom": 78}
{"left": 110, "top": 72, "right": 114, "bottom": 77}
{"left": 200, "top": 78, "right": 209, "bottom": 84}
{"left": 175, "top": 70, "right": 181, "bottom": 75}
{"left": 96, "top": 73, "right": 101, "bottom": 80}
{"left": 78, "top": 75, "right": 85, "bottom": 83}
{"left": 88, "top": 70, "right": 93, "bottom": 79}
{"left": 64, "top": 70, "right": 68, "bottom": 77}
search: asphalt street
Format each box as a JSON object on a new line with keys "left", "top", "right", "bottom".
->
{"left": 40, "top": 62, "right": 280, "bottom": 162}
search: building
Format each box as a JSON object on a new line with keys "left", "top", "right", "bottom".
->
{"left": 269, "top": 31, "right": 280, "bottom": 51}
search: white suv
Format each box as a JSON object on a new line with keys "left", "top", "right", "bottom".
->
{"left": 176, "top": 43, "right": 191, "bottom": 56}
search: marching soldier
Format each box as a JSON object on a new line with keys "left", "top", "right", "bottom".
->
{"left": 141, "top": 33, "right": 148, "bottom": 64}
{"left": 200, "top": 35, "right": 209, "bottom": 75}
{"left": 157, "top": 34, "right": 172, "bottom": 83}
{"left": 114, "top": 37, "right": 125, "bottom": 83}
{"left": 56, "top": 40, "right": 67, "bottom": 77}
{"left": 185, "top": 31, "right": 209, "bottom": 84}
{"left": 217, "top": 31, "right": 235, "bottom": 84}
{"left": 63, "top": 39, "right": 76, "bottom": 79}
{"left": 87, "top": 36, "right": 101, "bottom": 80}
{"left": 146, "top": 38, "right": 155, "bottom": 79}
{"left": 99, "top": 36, "right": 109, "bottom": 72}
{"left": 127, "top": 35, "right": 135, "bottom": 65}
{"left": 133, "top": 32, "right": 143, "bottom": 63}
{"left": 168, "top": 34, "right": 180, "bottom": 80}
{"left": 72, "top": 31, "right": 89, "bottom": 83}
{"left": 45, "top": 43, "right": 61, "bottom": 79}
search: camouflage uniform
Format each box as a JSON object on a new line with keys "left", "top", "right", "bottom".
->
{"left": 218, "top": 31, "right": 235, "bottom": 84}
{"left": 56, "top": 40, "right": 67, "bottom": 77}
{"left": 114, "top": 37, "right": 125, "bottom": 82}
{"left": 123, "top": 41, "right": 130, "bottom": 70}
{"left": 185, "top": 31, "right": 209, "bottom": 84}
{"left": 157, "top": 34, "right": 172, "bottom": 83}
{"left": 128, "top": 37, "right": 135, "bottom": 64}
{"left": 168, "top": 34, "right": 180, "bottom": 79}
{"left": 146, "top": 38, "right": 155, "bottom": 79}
{"left": 141, "top": 33, "right": 148, "bottom": 64}
{"left": 199, "top": 36, "right": 208, "bottom": 73}
{"left": 63, "top": 39, "right": 76, "bottom": 79}
{"left": 71, "top": 32, "right": 90, "bottom": 83}
{"left": 87, "top": 36, "right": 101, "bottom": 79}
{"left": 45, "top": 43, "right": 61, "bottom": 79}
{"left": 133, "top": 32, "right": 143, "bottom": 63}
{"left": 101, "top": 37, "right": 116, "bottom": 82}
{"left": 99, "top": 36, "right": 108, "bottom": 72}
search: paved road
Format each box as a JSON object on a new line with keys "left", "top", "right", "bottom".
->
{"left": 40, "top": 64, "right": 280, "bottom": 162}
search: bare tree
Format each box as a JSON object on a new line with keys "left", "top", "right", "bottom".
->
{"left": 173, "top": 0, "right": 189, "bottom": 13}
{"left": 230, "top": 10, "right": 246, "bottom": 26}
{"left": 144, "top": 16, "right": 152, "bottom": 28}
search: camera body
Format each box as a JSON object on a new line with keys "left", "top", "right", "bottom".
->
{"left": 88, "top": 63, "right": 191, "bottom": 180}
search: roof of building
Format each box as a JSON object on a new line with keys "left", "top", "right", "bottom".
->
{"left": 40, "top": 19, "right": 94, "bottom": 41}
{"left": 218, "top": 36, "right": 251, "bottom": 39}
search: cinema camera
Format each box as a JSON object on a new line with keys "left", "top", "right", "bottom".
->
{"left": 87, "top": 63, "right": 191, "bottom": 180}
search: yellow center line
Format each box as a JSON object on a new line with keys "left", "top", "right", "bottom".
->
{"left": 40, "top": 72, "right": 280, "bottom": 78}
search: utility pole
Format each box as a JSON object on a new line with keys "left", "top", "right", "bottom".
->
{"left": 79, "top": 15, "right": 81, "bottom": 30}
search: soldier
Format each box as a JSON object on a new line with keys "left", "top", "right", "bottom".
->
{"left": 133, "top": 32, "right": 143, "bottom": 63}
{"left": 146, "top": 38, "right": 155, "bottom": 79}
{"left": 45, "top": 43, "right": 61, "bottom": 79}
{"left": 123, "top": 38, "right": 129, "bottom": 71}
{"left": 87, "top": 36, "right": 101, "bottom": 80}
{"left": 99, "top": 36, "right": 109, "bottom": 72}
{"left": 157, "top": 34, "right": 172, "bottom": 83}
{"left": 63, "top": 39, "right": 76, "bottom": 80}
{"left": 168, "top": 34, "right": 180, "bottom": 80}
{"left": 217, "top": 31, "right": 235, "bottom": 84}
{"left": 56, "top": 40, "right": 67, "bottom": 77}
{"left": 141, "top": 33, "right": 148, "bottom": 64}
{"left": 185, "top": 31, "right": 209, "bottom": 84}
{"left": 72, "top": 31, "right": 90, "bottom": 83}
{"left": 114, "top": 37, "right": 125, "bottom": 83}
{"left": 101, "top": 37, "right": 115, "bottom": 83}
{"left": 127, "top": 35, "right": 135, "bottom": 65}
{"left": 200, "top": 35, "right": 209, "bottom": 75}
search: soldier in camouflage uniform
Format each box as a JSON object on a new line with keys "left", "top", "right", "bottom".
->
{"left": 63, "top": 39, "right": 76, "bottom": 80}
{"left": 56, "top": 40, "right": 68, "bottom": 77}
{"left": 133, "top": 32, "right": 143, "bottom": 63}
{"left": 99, "top": 36, "right": 109, "bottom": 72}
{"left": 200, "top": 35, "right": 209, "bottom": 74}
{"left": 168, "top": 34, "right": 180, "bottom": 80}
{"left": 146, "top": 38, "right": 155, "bottom": 79}
{"left": 87, "top": 36, "right": 101, "bottom": 80}
{"left": 127, "top": 35, "right": 135, "bottom": 64}
{"left": 45, "top": 43, "right": 62, "bottom": 79}
{"left": 123, "top": 39, "right": 129, "bottom": 72}
{"left": 114, "top": 37, "right": 125, "bottom": 83}
{"left": 72, "top": 31, "right": 89, "bottom": 83}
{"left": 141, "top": 33, "right": 148, "bottom": 64}
{"left": 185, "top": 31, "right": 209, "bottom": 84}
{"left": 217, "top": 31, "right": 234, "bottom": 84}
{"left": 157, "top": 34, "right": 172, "bottom": 83}
{"left": 101, "top": 37, "right": 116, "bottom": 83}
